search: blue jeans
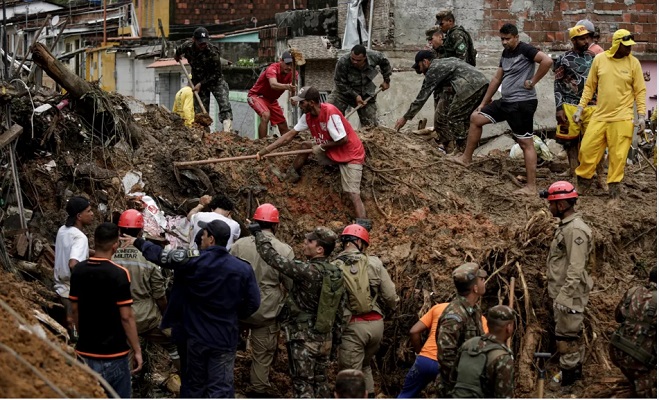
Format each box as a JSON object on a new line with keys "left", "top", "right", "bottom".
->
{"left": 81, "top": 355, "right": 131, "bottom": 398}
{"left": 187, "top": 338, "right": 236, "bottom": 398}
{"left": 398, "top": 355, "right": 439, "bottom": 398}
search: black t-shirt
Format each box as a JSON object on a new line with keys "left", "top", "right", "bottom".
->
{"left": 69, "top": 257, "right": 133, "bottom": 358}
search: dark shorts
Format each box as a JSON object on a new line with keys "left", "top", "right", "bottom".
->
{"left": 479, "top": 99, "right": 538, "bottom": 139}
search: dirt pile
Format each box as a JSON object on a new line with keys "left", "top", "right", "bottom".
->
{"left": 0, "top": 92, "right": 656, "bottom": 397}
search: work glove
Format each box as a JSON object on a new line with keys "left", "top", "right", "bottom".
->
{"left": 248, "top": 222, "right": 262, "bottom": 235}
{"left": 635, "top": 115, "right": 647, "bottom": 133}
{"left": 553, "top": 302, "right": 576, "bottom": 314}
{"left": 572, "top": 106, "right": 584, "bottom": 123}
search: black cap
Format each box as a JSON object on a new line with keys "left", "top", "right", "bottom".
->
{"left": 412, "top": 50, "right": 434, "bottom": 70}
{"left": 282, "top": 51, "right": 294, "bottom": 63}
{"left": 198, "top": 219, "right": 231, "bottom": 247}
{"left": 291, "top": 86, "right": 320, "bottom": 102}
{"left": 65, "top": 196, "right": 90, "bottom": 227}
{"left": 193, "top": 27, "right": 210, "bottom": 43}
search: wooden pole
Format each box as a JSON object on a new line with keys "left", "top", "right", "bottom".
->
{"left": 346, "top": 87, "right": 382, "bottom": 119}
{"left": 507, "top": 277, "right": 515, "bottom": 348}
{"left": 173, "top": 149, "right": 312, "bottom": 168}
{"left": 178, "top": 59, "right": 208, "bottom": 115}
{"left": 103, "top": 0, "right": 107, "bottom": 46}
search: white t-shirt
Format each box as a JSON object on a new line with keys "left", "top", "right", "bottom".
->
{"left": 54, "top": 225, "right": 89, "bottom": 298}
{"left": 189, "top": 212, "right": 241, "bottom": 250}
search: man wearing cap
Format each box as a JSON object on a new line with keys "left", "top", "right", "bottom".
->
{"left": 576, "top": 20, "right": 604, "bottom": 55}
{"left": 450, "top": 305, "right": 515, "bottom": 398}
{"left": 543, "top": 181, "right": 593, "bottom": 391}
{"left": 122, "top": 219, "right": 260, "bottom": 397}
{"left": 230, "top": 204, "right": 294, "bottom": 397}
{"left": 54, "top": 195, "right": 94, "bottom": 332}
{"left": 328, "top": 44, "right": 392, "bottom": 127}
{"left": 255, "top": 86, "right": 369, "bottom": 227}
{"left": 435, "top": 10, "right": 477, "bottom": 66}
{"left": 554, "top": 24, "right": 606, "bottom": 184}
{"left": 450, "top": 23, "right": 553, "bottom": 196}
{"left": 394, "top": 52, "right": 488, "bottom": 153}
{"left": 335, "top": 224, "right": 399, "bottom": 398}
{"left": 248, "top": 52, "right": 297, "bottom": 139}
{"left": 573, "top": 29, "right": 647, "bottom": 200}
{"left": 175, "top": 26, "right": 233, "bottom": 132}
{"left": 435, "top": 263, "right": 487, "bottom": 395}
{"left": 248, "top": 223, "right": 345, "bottom": 398}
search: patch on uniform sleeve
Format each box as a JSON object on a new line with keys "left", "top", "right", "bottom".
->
{"left": 574, "top": 237, "right": 584, "bottom": 245}
{"left": 444, "top": 313, "right": 463, "bottom": 323}
{"left": 458, "top": 43, "right": 466, "bottom": 51}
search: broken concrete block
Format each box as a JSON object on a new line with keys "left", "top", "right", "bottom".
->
{"left": 474, "top": 135, "right": 516, "bottom": 156}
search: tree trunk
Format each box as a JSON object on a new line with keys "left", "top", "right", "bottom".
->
{"left": 31, "top": 42, "right": 93, "bottom": 99}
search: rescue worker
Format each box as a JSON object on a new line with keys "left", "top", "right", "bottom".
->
{"left": 553, "top": 24, "right": 606, "bottom": 186}
{"left": 249, "top": 223, "right": 345, "bottom": 398}
{"left": 328, "top": 44, "right": 392, "bottom": 128}
{"left": 248, "top": 51, "right": 297, "bottom": 139}
{"left": 435, "top": 263, "right": 487, "bottom": 395}
{"left": 609, "top": 266, "right": 657, "bottom": 398}
{"left": 576, "top": 19, "right": 604, "bottom": 54}
{"left": 256, "top": 86, "right": 370, "bottom": 228}
{"left": 335, "top": 224, "right": 399, "bottom": 398}
{"left": 172, "top": 85, "right": 195, "bottom": 127}
{"left": 394, "top": 51, "right": 488, "bottom": 153}
{"left": 175, "top": 27, "right": 233, "bottom": 132}
{"left": 434, "top": 10, "right": 477, "bottom": 66}
{"left": 542, "top": 181, "right": 593, "bottom": 391}
{"left": 230, "top": 204, "right": 294, "bottom": 397}
{"left": 450, "top": 305, "right": 516, "bottom": 398}
{"left": 334, "top": 369, "right": 368, "bottom": 399}
{"left": 112, "top": 210, "right": 181, "bottom": 373}
{"left": 573, "top": 29, "right": 647, "bottom": 200}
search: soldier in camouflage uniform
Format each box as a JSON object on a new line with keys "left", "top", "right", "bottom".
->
{"left": 543, "top": 181, "right": 593, "bottom": 390}
{"left": 450, "top": 305, "right": 516, "bottom": 398}
{"left": 434, "top": 10, "right": 477, "bottom": 66}
{"left": 424, "top": 27, "right": 444, "bottom": 60}
{"left": 175, "top": 27, "right": 233, "bottom": 131}
{"left": 250, "top": 224, "right": 345, "bottom": 398}
{"left": 328, "top": 44, "right": 392, "bottom": 128}
{"left": 609, "top": 266, "right": 657, "bottom": 398}
{"left": 435, "top": 263, "right": 487, "bottom": 395}
{"left": 394, "top": 51, "right": 488, "bottom": 153}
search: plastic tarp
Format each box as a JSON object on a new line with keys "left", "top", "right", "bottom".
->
{"left": 342, "top": 0, "right": 369, "bottom": 49}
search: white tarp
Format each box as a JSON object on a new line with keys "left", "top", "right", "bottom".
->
{"left": 342, "top": 0, "right": 370, "bottom": 49}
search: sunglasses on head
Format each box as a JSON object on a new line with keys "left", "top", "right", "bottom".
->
{"left": 620, "top": 34, "right": 634, "bottom": 42}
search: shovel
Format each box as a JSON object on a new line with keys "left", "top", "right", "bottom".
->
{"left": 178, "top": 59, "right": 212, "bottom": 127}
{"left": 345, "top": 87, "right": 383, "bottom": 118}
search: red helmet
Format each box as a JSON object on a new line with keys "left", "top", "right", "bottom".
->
{"left": 341, "top": 224, "right": 370, "bottom": 245}
{"left": 253, "top": 203, "right": 280, "bottom": 223}
{"left": 118, "top": 209, "right": 144, "bottom": 228}
{"left": 547, "top": 181, "right": 578, "bottom": 201}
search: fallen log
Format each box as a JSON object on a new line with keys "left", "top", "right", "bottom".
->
{"left": 516, "top": 323, "right": 543, "bottom": 396}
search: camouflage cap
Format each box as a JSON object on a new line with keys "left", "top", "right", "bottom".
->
{"left": 435, "top": 9, "right": 453, "bottom": 21}
{"left": 487, "top": 305, "right": 516, "bottom": 323}
{"left": 452, "top": 262, "right": 487, "bottom": 284}
{"left": 305, "top": 226, "right": 338, "bottom": 245}
{"left": 425, "top": 26, "right": 440, "bottom": 41}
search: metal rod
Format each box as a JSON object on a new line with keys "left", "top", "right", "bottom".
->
{"left": 103, "top": 0, "right": 107, "bottom": 45}
{"left": 9, "top": 141, "right": 27, "bottom": 231}
{"left": 367, "top": 0, "right": 375, "bottom": 50}
{"left": 173, "top": 149, "right": 312, "bottom": 168}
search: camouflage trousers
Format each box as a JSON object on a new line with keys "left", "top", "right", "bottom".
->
{"left": 327, "top": 92, "right": 378, "bottom": 128}
{"left": 287, "top": 338, "right": 333, "bottom": 398}
{"left": 609, "top": 345, "right": 657, "bottom": 398}
{"left": 198, "top": 78, "right": 233, "bottom": 122}
{"left": 434, "top": 84, "right": 487, "bottom": 147}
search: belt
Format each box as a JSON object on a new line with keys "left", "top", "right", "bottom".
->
{"left": 349, "top": 311, "right": 383, "bottom": 323}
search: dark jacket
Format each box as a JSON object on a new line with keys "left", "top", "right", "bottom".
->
{"left": 136, "top": 239, "right": 260, "bottom": 351}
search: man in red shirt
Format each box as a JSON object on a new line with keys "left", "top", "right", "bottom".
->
{"left": 248, "top": 51, "right": 297, "bottom": 139}
{"left": 256, "top": 86, "right": 368, "bottom": 224}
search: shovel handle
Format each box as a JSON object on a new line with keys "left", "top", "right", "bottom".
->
{"left": 345, "top": 87, "right": 383, "bottom": 119}
{"left": 174, "top": 149, "right": 313, "bottom": 168}
{"left": 178, "top": 60, "right": 208, "bottom": 115}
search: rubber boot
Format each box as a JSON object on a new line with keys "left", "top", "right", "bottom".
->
{"left": 355, "top": 218, "right": 373, "bottom": 231}
{"left": 222, "top": 119, "right": 233, "bottom": 133}
{"left": 576, "top": 176, "right": 593, "bottom": 195}
{"left": 560, "top": 364, "right": 583, "bottom": 394}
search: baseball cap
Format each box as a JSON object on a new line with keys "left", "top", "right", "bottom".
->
{"left": 282, "top": 51, "right": 294, "bottom": 63}
{"left": 576, "top": 19, "right": 595, "bottom": 34}
{"left": 487, "top": 305, "right": 516, "bottom": 324}
{"left": 65, "top": 196, "right": 90, "bottom": 227}
{"left": 198, "top": 219, "right": 231, "bottom": 247}
{"left": 412, "top": 50, "right": 435, "bottom": 70}
{"left": 452, "top": 262, "right": 488, "bottom": 284}
{"left": 305, "top": 226, "right": 338, "bottom": 246}
{"left": 193, "top": 27, "right": 210, "bottom": 43}
{"left": 612, "top": 29, "right": 636, "bottom": 46}
{"left": 291, "top": 86, "right": 320, "bottom": 102}
{"left": 569, "top": 25, "right": 589, "bottom": 39}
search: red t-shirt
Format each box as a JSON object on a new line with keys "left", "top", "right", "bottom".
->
{"left": 294, "top": 103, "right": 365, "bottom": 165}
{"left": 248, "top": 62, "right": 294, "bottom": 101}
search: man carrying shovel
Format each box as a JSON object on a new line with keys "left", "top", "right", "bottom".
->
{"left": 255, "top": 86, "right": 371, "bottom": 229}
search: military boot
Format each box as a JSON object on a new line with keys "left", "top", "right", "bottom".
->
{"left": 560, "top": 364, "right": 584, "bottom": 394}
{"left": 355, "top": 218, "right": 373, "bottom": 231}
{"left": 576, "top": 176, "right": 593, "bottom": 195}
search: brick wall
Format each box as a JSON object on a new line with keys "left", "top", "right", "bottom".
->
{"left": 172, "top": 0, "right": 308, "bottom": 25}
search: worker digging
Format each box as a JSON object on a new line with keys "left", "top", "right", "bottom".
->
{"left": 0, "top": 4, "right": 655, "bottom": 400}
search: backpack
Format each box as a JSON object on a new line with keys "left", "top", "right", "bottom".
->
{"left": 313, "top": 261, "right": 345, "bottom": 334}
{"left": 455, "top": 26, "right": 477, "bottom": 67}
{"left": 451, "top": 337, "right": 510, "bottom": 398}
{"left": 335, "top": 253, "right": 375, "bottom": 315}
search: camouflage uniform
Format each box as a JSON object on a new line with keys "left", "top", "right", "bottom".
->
{"left": 175, "top": 40, "right": 233, "bottom": 122}
{"left": 609, "top": 280, "right": 657, "bottom": 398}
{"left": 450, "top": 306, "right": 516, "bottom": 398}
{"left": 328, "top": 50, "right": 393, "bottom": 127}
{"left": 439, "top": 26, "right": 476, "bottom": 65}
{"left": 254, "top": 228, "right": 345, "bottom": 398}
{"left": 435, "top": 263, "right": 486, "bottom": 395}
{"left": 403, "top": 58, "right": 488, "bottom": 146}
{"left": 546, "top": 212, "right": 593, "bottom": 384}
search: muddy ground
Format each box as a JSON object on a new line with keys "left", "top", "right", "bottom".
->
{"left": 0, "top": 96, "right": 656, "bottom": 398}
